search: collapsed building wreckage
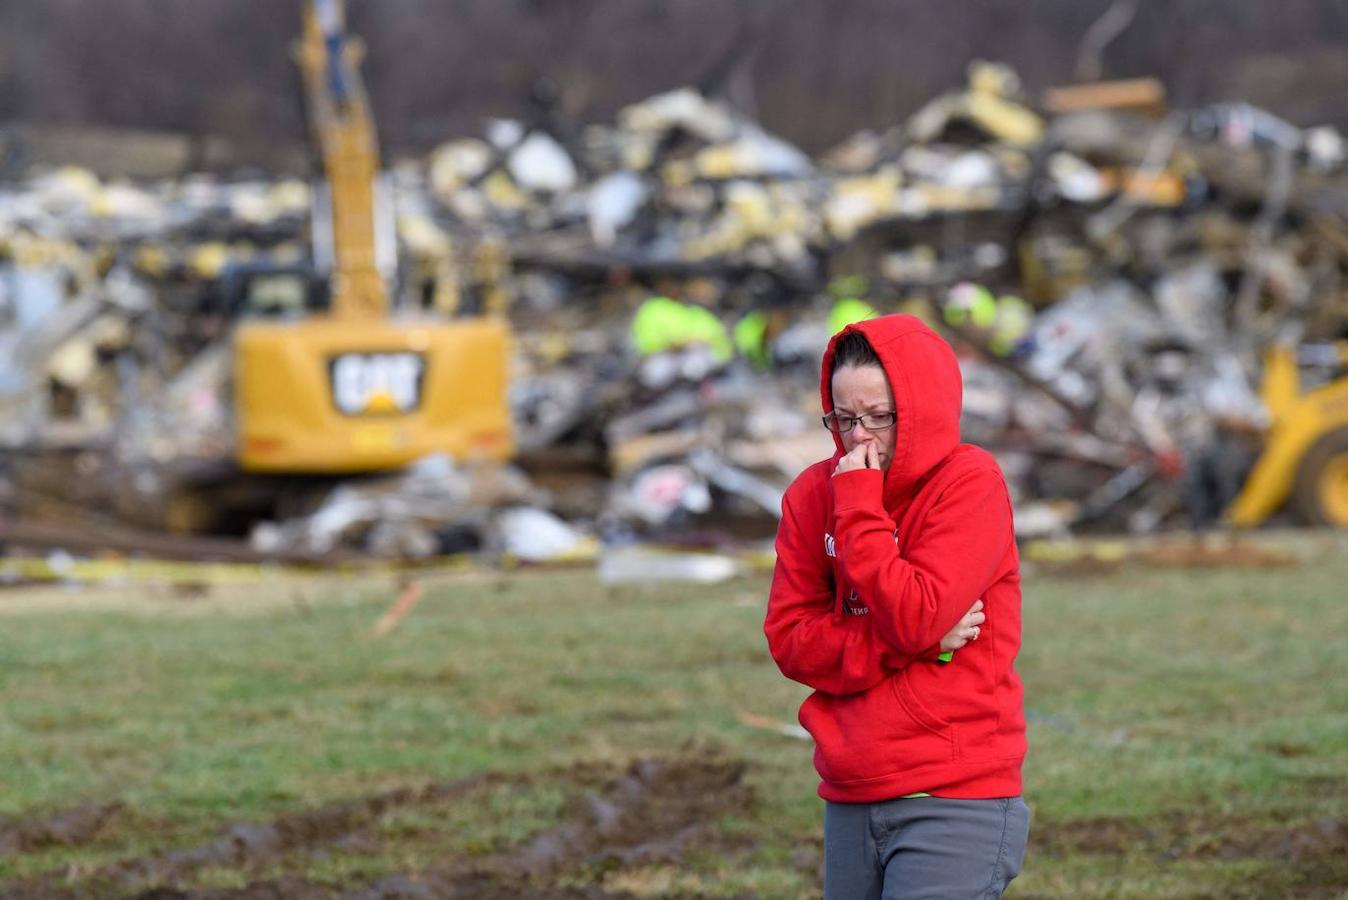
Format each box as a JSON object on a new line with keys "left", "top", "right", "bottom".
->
{"left": 3, "top": 62, "right": 1348, "bottom": 565}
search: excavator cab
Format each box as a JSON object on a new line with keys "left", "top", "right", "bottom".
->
{"left": 223, "top": 262, "right": 329, "bottom": 319}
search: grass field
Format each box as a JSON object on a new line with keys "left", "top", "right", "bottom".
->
{"left": 0, "top": 533, "right": 1346, "bottom": 898}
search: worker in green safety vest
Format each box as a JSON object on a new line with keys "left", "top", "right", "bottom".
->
{"left": 631, "top": 296, "right": 733, "bottom": 362}
{"left": 944, "top": 282, "right": 1033, "bottom": 357}
{"left": 632, "top": 295, "right": 735, "bottom": 388}
{"left": 828, "top": 296, "right": 879, "bottom": 336}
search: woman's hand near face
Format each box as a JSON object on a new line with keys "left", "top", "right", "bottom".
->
{"left": 833, "top": 442, "right": 879, "bottom": 476}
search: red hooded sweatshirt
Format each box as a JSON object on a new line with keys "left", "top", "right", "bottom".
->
{"left": 764, "top": 314, "right": 1025, "bottom": 803}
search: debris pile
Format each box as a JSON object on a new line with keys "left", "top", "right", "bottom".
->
{"left": 4, "top": 61, "right": 1348, "bottom": 563}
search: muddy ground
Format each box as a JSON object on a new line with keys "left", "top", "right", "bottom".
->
{"left": 0, "top": 754, "right": 759, "bottom": 899}
{"left": 4, "top": 756, "right": 1348, "bottom": 897}
{"left": 1031, "top": 810, "right": 1348, "bottom": 898}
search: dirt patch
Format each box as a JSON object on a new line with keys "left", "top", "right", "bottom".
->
{"left": 0, "top": 802, "right": 125, "bottom": 855}
{"left": 1032, "top": 815, "right": 1153, "bottom": 855}
{"left": 343, "top": 873, "right": 636, "bottom": 900}
{"left": 1173, "top": 816, "right": 1348, "bottom": 866}
{"left": 0, "top": 777, "right": 492, "bottom": 899}
{"left": 511, "top": 755, "right": 751, "bottom": 876}
{"left": 2, "top": 753, "right": 752, "bottom": 899}
{"left": 122, "top": 776, "right": 493, "bottom": 889}
{"left": 1033, "top": 811, "right": 1348, "bottom": 864}
{"left": 1031, "top": 811, "right": 1348, "bottom": 896}
{"left": 340, "top": 754, "right": 752, "bottom": 898}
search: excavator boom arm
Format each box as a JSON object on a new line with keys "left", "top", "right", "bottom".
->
{"left": 294, "top": 0, "right": 387, "bottom": 318}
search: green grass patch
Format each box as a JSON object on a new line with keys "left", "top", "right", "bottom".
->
{"left": 0, "top": 536, "right": 1345, "bottom": 897}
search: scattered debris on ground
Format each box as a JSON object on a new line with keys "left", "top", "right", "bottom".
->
{"left": 5, "top": 61, "right": 1348, "bottom": 567}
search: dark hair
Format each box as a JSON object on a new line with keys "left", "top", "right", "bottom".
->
{"left": 830, "top": 330, "right": 880, "bottom": 376}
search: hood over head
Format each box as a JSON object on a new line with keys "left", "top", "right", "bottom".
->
{"left": 820, "top": 314, "right": 963, "bottom": 505}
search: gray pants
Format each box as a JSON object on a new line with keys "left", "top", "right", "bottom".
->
{"left": 824, "top": 796, "right": 1030, "bottom": 899}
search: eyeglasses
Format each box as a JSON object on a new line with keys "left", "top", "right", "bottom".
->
{"left": 821, "top": 411, "right": 897, "bottom": 433}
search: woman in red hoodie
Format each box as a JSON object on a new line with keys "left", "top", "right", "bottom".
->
{"left": 765, "top": 315, "right": 1028, "bottom": 898}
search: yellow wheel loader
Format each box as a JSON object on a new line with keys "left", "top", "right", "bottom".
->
{"left": 1228, "top": 342, "right": 1348, "bottom": 528}
{"left": 233, "top": 0, "right": 511, "bottom": 476}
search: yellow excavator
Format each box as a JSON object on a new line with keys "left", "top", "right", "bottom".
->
{"left": 1228, "top": 342, "right": 1348, "bottom": 528}
{"left": 231, "top": 0, "right": 511, "bottom": 475}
